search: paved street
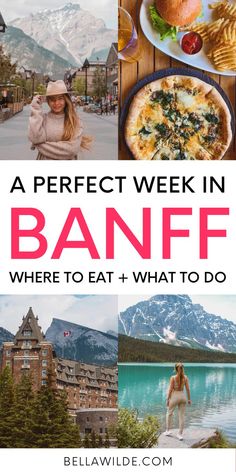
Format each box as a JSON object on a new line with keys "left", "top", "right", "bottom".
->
{"left": 0, "top": 106, "right": 118, "bottom": 160}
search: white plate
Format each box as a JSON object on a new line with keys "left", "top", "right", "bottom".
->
{"left": 140, "top": 0, "right": 236, "bottom": 77}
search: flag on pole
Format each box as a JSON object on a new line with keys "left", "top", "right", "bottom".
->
{"left": 64, "top": 330, "right": 72, "bottom": 338}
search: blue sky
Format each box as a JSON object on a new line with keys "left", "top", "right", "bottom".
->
{"left": 119, "top": 295, "right": 236, "bottom": 324}
{"left": 0, "top": 295, "right": 117, "bottom": 333}
{"left": 3, "top": 1, "right": 117, "bottom": 29}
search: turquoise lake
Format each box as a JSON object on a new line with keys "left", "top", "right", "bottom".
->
{"left": 119, "top": 364, "right": 236, "bottom": 442}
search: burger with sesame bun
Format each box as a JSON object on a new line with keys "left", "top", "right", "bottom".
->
{"left": 149, "top": 0, "right": 202, "bottom": 40}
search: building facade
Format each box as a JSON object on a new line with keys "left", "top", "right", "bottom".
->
{"left": 56, "top": 357, "right": 118, "bottom": 418}
{"left": 106, "top": 43, "right": 118, "bottom": 99}
{"left": 75, "top": 59, "right": 106, "bottom": 96}
{"left": 1, "top": 308, "right": 54, "bottom": 390}
{"left": 77, "top": 409, "right": 117, "bottom": 438}
{"left": 0, "top": 308, "right": 118, "bottom": 419}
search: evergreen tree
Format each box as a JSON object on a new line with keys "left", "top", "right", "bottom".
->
{"left": 90, "top": 430, "right": 97, "bottom": 448}
{"left": 92, "top": 67, "right": 106, "bottom": 99}
{"left": 98, "top": 435, "right": 103, "bottom": 448}
{"left": 0, "top": 367, "right": 15, "bottom": 447}
{"left": 31, "top": 371, "right": 81, "bottom": 448}
{"left": 0, "top": 46, "right": 16, "bottom": 83}
{"left": 104, "top": 430, "right": 110, "bottom": 448}
{"left": 72, "top": 77, "right": 85, "bottom": 95}
{"left": 84, "top": 433, "right": 91, "bottom": 448}
{"left": 11, "top": 373, "right": 35, "bottom": 448}
{"left": 0, "top": 367, "right": 82, "bottom": 448}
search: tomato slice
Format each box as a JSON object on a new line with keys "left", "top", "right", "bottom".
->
{"left": 181, "top": 32, "right": 203, "bottom": 55}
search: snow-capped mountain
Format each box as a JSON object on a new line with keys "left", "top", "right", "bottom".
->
{"left": 0, "top": 26, "right": 74, "bottom": 78}
{"left": 10, "top": 3, "right": 117, "bottom": 66}
{"left": 0, "top": 327, "right": 14, "bottom": 346}
{"left": 46, "top": 318, "right": 117, "bottom": 366}
{"left": 119, "top": 295, "right": 236, "bottom": 353}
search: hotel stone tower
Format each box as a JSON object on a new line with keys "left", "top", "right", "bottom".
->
{"left": 1, "top": 307, "right": 54, "bottom": 390}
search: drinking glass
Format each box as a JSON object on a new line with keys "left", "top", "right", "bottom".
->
{"left": 118, "top": 7, "right": 142, "bottom": 63}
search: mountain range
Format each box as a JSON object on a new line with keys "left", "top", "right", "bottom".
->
{"left": 8, "top": 3, "right": 117, "bottom": 70}
{"left": 0, "top": 26, "right": 74, "bottom": 79}
{"left": 0, "top": 318, "right": 117, "bottom": 366}
{"left": 119, "top": 295, "right": 236, "bottom": 353}
{"left": 0, "top": 327, "right": 14, "bottom": 346}
{"left": 45, "top": 318, "right": 118, "bottom": 366}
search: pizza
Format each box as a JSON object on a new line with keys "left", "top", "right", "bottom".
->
{"left": 125, "top": 75, "right": 232, "bottom": 160}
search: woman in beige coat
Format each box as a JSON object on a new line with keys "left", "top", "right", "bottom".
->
{"left": 28, "top": 80, "right": 91, "bottom": 160}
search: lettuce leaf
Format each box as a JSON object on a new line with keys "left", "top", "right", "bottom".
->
{"left": 149, "top": 5, "right": 178, "bottom": 41}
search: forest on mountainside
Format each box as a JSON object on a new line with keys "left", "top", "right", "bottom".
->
{"left": 119, "top": 335, "right": 236, "bottom": 363}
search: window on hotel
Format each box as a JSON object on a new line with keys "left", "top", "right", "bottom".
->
{"left": 42, "top": 380, "right": 47, "bottom": 386}
{"left": 23, "top": 340, "right": 32, "bottom": 348}
{"left": 23, "top": 359, "right": 30, "bottom": 367}
{"left": 23, "top": 330, "right": 32, "bottom": 337}
{"left": 100, "top": 428, "right": 103, "bottom": 434}
{"left": 42, "top": 370, "right": 47, "bottom": 378}
{"left": 24, "top": 350, "right": 30, "bottom": 356}
{"left": 42, "top": 349, "right": 48, "bottom": 356}
{"left": 6, "top": 360, "right": 11, "bottom": 367}
{"left": 42, "top": 360, "right": 47, "bottom": 367}
{"left": 6, "top": 350, "right": 11, "bottom": 357}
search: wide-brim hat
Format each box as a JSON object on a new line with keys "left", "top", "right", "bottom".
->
{"left": 46, "top": 80, "right": 69, "bottom": 97}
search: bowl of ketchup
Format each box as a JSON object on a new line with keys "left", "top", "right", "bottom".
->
{"left": 181, "top": 32, "right": 203, "bottom": 55}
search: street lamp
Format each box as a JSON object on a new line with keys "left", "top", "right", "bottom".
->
{"left": 105, "top": 66, "right": 108, "bottom": 97}
{"left": 31, "top": 71, "right": 36, "bottom": 96}
{"left": 25, "top": 69, "right": 36, "bottom": 98}
{"left": 82, "top": 58, "right": 89, "bottom": 104}
{"left": 0, "top": 12, "right": 6, "bottom": 33}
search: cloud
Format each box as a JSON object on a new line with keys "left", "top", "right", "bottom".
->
{"left": 3, "top": 0, "right": 118, "bottom": 29}
{"left": 0, "top": 295, "right": 118, "bottom": 334}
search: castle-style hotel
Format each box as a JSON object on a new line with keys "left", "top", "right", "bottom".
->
{"left": 0, "top": 308, "right": 118, "bottom": 435}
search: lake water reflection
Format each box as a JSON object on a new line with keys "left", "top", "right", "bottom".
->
{"left": 119, "top": 364, "right": 236, "bottom": 442}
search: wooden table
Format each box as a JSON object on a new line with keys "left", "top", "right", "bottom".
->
{"left": 119, "top": 0, "right": 236, "bottom": 160}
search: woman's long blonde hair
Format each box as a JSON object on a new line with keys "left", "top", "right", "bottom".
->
{"left": 175, "top": 363, "right": 185, "bottom": 389}
{"left": 48, "top": 94, "right": 92, "bottom": 150}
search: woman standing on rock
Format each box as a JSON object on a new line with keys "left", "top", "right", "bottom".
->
{"left": 28, "top": 80, "right": 92, "bottom": 160}
{"left": 164, "top": 363, "right": 191, "bottom": 441}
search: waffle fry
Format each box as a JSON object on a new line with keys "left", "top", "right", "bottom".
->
{"left": 209, "top": 1, "right": 236, "bottom": 20}
{"left": 189, "top": 2, "right": 236, "bottom": 71}
{"left": 207, "top": 18, "right": 236, "bottom": 44}
{"left": 221, "top": 19, "right": 236, "bottom": 43}
{"left": 182, "top": 2, "right": 236, "bottom": 71}
{"left": 207, "top": 18, "right": 226, "bottom": 36}
{"left": 209, "top": 43, "right": 236, "bottom": 70}
{"left": 187, "top": 21, "right": 210, "bottom": 40}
